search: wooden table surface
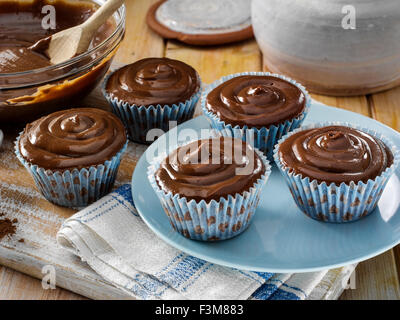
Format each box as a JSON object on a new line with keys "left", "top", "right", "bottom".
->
{"left": 1, "top": 0, "right": 400, "bottom": 300}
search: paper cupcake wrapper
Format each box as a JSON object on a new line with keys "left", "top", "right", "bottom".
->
{"left": 147, "top": 143, "right": 271, "bottom": 241}
{"left": 201, "top": 72, "right": 311, "bottom": 160}
{"left": 273, "top": 122, "right": 400, "bottom": 223}
{"left": 15, "top": 134, "right": 128, "bottom": 207}
{"left": 102, "top": 71, "right": 202, "bottom": 144}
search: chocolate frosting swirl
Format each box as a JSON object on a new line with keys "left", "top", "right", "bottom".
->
{"left": 155, "top": 137, "right": 265, "bottom": 202}
{"left": 105, "top": 57, "right": 200, "bottom": 106}
{"left": 206, "top": 75, "right": 306, "bottom": 128}
{"left": 19, "top": 108, "right": 127, "bottom": 171}
{"left": 279, "top": 125, "right": 393, "bottom": 185}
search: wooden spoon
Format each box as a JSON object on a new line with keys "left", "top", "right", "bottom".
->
{"left": 32, "top": 0, "right": 125, "bottom": 65}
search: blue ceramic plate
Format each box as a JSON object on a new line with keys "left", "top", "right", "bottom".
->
{"left": 132, "top": 101, "right": 400, "bottom": 272}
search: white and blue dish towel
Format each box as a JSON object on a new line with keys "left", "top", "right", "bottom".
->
{"left": 57, "top": 184, "right": 356, "bottom": 300}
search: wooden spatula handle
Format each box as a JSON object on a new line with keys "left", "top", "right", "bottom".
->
{"left": 83, "top": 0, "right": 125, "bottom": 33}
{"left": 77, "top": 0, "right": 124, "bottom": 53}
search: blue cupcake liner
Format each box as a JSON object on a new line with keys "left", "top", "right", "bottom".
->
{"left": 201, "top": 72, "right": 311, "bottom": 160}
{"left": 273, "top": 122, "right": 400, "bottom": 223}
{"left": 102, "top": 70, "right": 202, "bottom": 144}
{"left": 147, "top": 141, "right": 271, "bottom": 241}
{"left": 15, "top": 133, "right": 128, "bottom": 207}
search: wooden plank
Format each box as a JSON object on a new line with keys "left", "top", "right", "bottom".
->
{"left": 166, "top": 40, "right": 261, "bottom": 84}
{"left": 340, "top": 250, "right": 400, "bottom": 300}
{"left": 368, "top": 86, "right": 400, "bottom": 298}
{"left": 394, "top": 245, "right": 400, "bottom": 289}
{"left": 0, "top": 0, "right": 162, "bottom": 300}
{"left": 0, "top": 244, "right": 130, "bottom": 300}
{"left": 0, "top": 266, "right": 86, "bottom": 300}
{"left": 114, "top": 0, "right": 164, "bottom": 63}
{"left": 369, "top": 87, "right": 400, "bottom": 131}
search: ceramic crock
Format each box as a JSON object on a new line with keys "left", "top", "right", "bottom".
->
{"left": 252, "top": 0, "right": 400, "bottom": 96}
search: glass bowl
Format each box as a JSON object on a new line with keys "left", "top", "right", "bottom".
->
{"left": 0, "top": 0, "right": 125, "bottom": 123}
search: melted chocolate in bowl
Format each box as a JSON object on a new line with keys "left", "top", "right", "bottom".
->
{"left": 0, "top": 0, "right": 124, "bottom": 123}
{"left": 155, "top": 137, "right": 265, "bottom": 202}
{"left": 0, "top": 0, "right": 95, "bottom": 73}
{"left": 206, "top": 75, "right": 306, "bottom": 128}
{"left": 279, "top": 125, "right": 393, "bottom": 185}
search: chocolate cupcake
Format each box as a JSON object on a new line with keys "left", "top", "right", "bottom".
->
{"left": 15, "top": 108, "right": 128, "bottom": 207}
{"left": 201, "top": 72, "right": 310, "bottom": 159}
{"left": 274, "top": 123, "right": 399, "bottom": 222}
{"left": 148, "top": 137, "right": 271, "bottom": 241}
{"left": 103, "top": 57, "right": 201, "bottom": 144}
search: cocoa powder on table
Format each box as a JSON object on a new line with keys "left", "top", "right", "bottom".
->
{"left": 0, "top": 215, "right": 18, "bottom": 241}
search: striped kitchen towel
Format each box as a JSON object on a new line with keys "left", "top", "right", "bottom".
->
{"left": 57, "top": 184, "right": 356, "bottom": 300}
